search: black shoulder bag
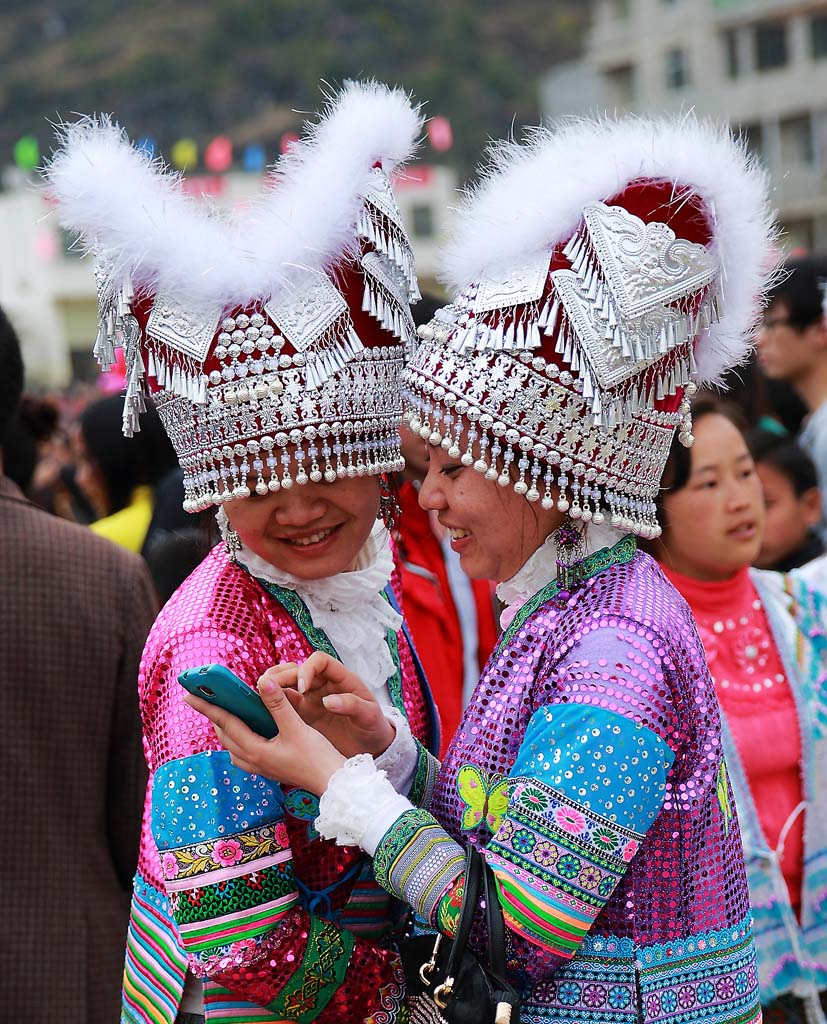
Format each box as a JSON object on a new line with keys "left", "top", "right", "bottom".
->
{"left": 398, "top": 844, "right": 520, "bottom": 1024}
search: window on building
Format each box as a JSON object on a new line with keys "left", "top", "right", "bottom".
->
{"left": 665, "top": 48, "right": 690, "bottom": 89}
{"left": 411, "top": 204, "right": 434, "bottom": 238}
{"left": 780, "top": 114, "right": 815, "bottom": 167}
{"left": 59, "top": 226, "right": 82, "bottom": 259}
{"left": 781, "top": 219, "right": 814, "bottom": 251}
{"left": 740, "top": 122, "right": 764, "bottom": 162}
{"left": 722, "top": 29, "right": 739, "bottom": 78}
{"left": 812, "top": 15, "right": 827, "bottom": 58}
{"left": 754, "top": 21, "right": 788, "bottom": 70}
{"left": 605, "top": 64, "right": 637, "bottom": 105}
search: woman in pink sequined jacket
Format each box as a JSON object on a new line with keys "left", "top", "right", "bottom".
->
{"left": 47, "top": 85, "right": 439, "bottom": 1024}
{"left": 198, "top": 117, "right": 776, "bottom": 1024}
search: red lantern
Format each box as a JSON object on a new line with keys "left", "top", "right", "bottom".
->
{"left": 205, "top": 136, "right": 233, "bottom": 172}
{"left": 427, "top": 116, "right": 453, "bottom": 152}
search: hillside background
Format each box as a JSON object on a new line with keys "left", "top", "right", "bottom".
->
{"left": 0, "top": 0, "right": 588, "bottom": 176}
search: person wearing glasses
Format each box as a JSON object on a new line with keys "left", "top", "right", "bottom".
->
{"left": 757, "top": 255, "right": 827, "bottom": 518}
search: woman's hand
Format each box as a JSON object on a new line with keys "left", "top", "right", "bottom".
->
{"left": 260, "top": 652, "right": 396, "bottom": 759}
{"left": 183, "top": 681, "right": 345, "bottom": 796}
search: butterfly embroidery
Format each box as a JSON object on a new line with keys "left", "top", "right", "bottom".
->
{"left": 456, "top": 764, "right": 511, "bottom": 834}
{"left": 716, "top": 758, "right": 732, "bottom": 836}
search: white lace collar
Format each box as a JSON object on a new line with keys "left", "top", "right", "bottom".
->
{"left": 217, "top": 510, "right": 401, "bottom": 698}
{"left": 495, "top": 522, "right": 624, "bottom": 628}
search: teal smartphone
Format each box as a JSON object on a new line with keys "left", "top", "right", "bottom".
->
{"left": 178, "top": 664, "right": 278, "bottom": 739}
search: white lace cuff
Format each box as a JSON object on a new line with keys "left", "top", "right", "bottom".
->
{"left": 374, "top": 707, "right": 418, "bottom": 795}
{"left": 316, "top": 753, "right": 413, "bottom": 854}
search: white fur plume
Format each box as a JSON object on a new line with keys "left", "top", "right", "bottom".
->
{"left": 45, "top": 80, "right": 422, "bottom": 308}
{"left": 439, "top": 114, "right": 778, "bottom": 383}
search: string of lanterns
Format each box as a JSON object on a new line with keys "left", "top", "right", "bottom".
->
{"left": 10, "top": 116, "right": 453, "bottom": 174}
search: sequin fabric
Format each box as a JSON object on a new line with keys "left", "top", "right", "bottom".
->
{"left": 380, "top": 545, "right": 761, "bottom": 1024}
{"left": 123, "top": 544, "right": 431, "bottom": 1024}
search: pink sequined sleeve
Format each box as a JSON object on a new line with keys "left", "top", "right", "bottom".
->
{"left": 143, "top": 599, "right": 406, "bottom": 1023}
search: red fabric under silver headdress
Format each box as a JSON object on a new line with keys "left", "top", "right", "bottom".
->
{"left": 404, "top": 116, "right": 776, "bottom": 538}
{"left": 47, "top": 82, "right": 422, "bottom": 512}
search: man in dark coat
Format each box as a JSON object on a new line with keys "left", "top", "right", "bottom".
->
{"left": 0, "top": 307, "right": 157, "bottom": 1022}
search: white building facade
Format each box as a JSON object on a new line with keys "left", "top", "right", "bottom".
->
{"left": 540, "top": 0, "right": 827, "bottom": 251}
{"left": 0, "top": 164, "right": 456, "bottom": 388}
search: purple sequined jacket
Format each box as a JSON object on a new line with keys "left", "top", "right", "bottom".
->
{"left": 373, "top": 539, "right": 762, "bottom": 1024}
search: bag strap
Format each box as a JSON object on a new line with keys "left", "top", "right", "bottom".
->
{"left": 443, "top": 844, "right": 483, "bottom": 982}
{"left": 443, "top": 845, "right": 509, "bottom": 978}
{"left": 482, "top": 856, "right": 507, "bottom": 979}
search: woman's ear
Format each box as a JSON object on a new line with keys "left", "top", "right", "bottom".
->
{"left": 800, "top": 486, "right": 824, "bottom": 530}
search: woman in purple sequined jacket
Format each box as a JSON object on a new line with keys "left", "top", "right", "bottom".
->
{"left": 47, "top": 85, "right": 443, "bottom": 1024}
{"left": 194, "top": 116, "right": 775, "bottom": 1024}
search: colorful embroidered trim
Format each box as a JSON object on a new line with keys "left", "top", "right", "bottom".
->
{"left": 172, "top": 864, "right": 298, "bottom": 937}
{"left": 510, "top": 703, "right": 674, "bottom": 833}
{"left": 338, "top": 865, "right": 396, "bottom": 940}
{"left": 409, "top": 740, "right": 440, "bottom": 810}
{"left": 201, "top": 978, "right": 288, "bottom": 1023}
{"left": 366, "top": 959, "right": 407, "bottom": 1024}
{"left": 638, "top": 914, "right": 761, "bottom": 1024}
{"left": 519, "top": 914, "right": 761, "bottom": 1023}
{"left": 160, "top": 821, "right": 291, "bottom": 883}
{"left": 122, "top": 874, "right": 186, "bottom": 1024}
{"left": 486, "top": 774, "right": 647, "bottom": 959}
{"left": 265, "top": 914, "right": 354, "bottom": 1023}
{"left": 373, "top": 807, "right": 465, "bottom": 926}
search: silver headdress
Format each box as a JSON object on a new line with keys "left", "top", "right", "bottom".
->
{"left": 405, "top": 115, "right": 776, "bottom": 539}
{"left": 46, "top": 81, "right": 422, "bottom": 512}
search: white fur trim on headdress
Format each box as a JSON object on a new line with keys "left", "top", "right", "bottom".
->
{"left": 439, "top": 114, "right": 778, "bottom": 384}
{"left": 45, "top": 80, "right": 422, "bottom": 309}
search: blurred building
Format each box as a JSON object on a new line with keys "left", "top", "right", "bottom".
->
{"left": 540, "top": 0, "right": 827, "bottom": 251}
{"left": 0, "top": 164, "right": 456, "bottom": 388}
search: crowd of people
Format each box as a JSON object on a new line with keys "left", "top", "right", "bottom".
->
{"left": 2, "top": 82, "right": 827, "bottom": 1024}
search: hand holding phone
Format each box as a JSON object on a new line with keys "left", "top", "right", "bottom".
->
{"left": 178, "top": 664, "right": 279, "bottom": 739}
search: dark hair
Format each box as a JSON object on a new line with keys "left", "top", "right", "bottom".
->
{"left": 412, "top": 291, "right": 445, "bottom": 328}
{"left": 0, "top": 306, "right": 24, "bottom": 445}
{"left": 80, "top": 395, "right": 178, "bottom": 514}
{"left": 144, "top": 527, "right": 211, "bottom": 604}
{"left": 654, "top": 393, "right": 747, "bottom": 530}
{"left": 717, "top": 355, "right": 808, "bottom": 434}
{"left": 747, "top": 429, "right": 819, "bottom": 496}
{"left": 2, "top": 395, "right": 59, "bottom": 493}
{"left": 765, "top": 253, "right": 827, "bottom": 332}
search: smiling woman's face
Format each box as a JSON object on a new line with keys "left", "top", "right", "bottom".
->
{"left": 659, "top": 413, "right": 765, "bottom": 581}
{"left": 224, "top": 474, "right": 381, "bottom": 579}
{"left": 417, "top": 443, "right": 563, "bottom": 582}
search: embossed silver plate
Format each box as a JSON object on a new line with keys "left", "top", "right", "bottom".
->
{"left": 582, "top": 202, "right": 718, "bottom": 320}
{"left": 146, "top": 294, "right": 222, "bottom": 362}
{"left": 474, "top": 251, "right": 551, "bottom": 314}
{"left": 361, "top": 251, "right": 408, "bottom": 305}
{"left": 552, "top": 270, "right": 651, "bottom": 390}
{"left": 264, "top": 271, "right": 347, "bottom": 352}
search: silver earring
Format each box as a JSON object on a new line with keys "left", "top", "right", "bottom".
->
{"left": 216, "top": 506, "right": 243, "bottom": 562}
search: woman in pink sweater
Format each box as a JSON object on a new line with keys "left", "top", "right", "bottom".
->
{"left": 652, "top": 395, "right": 827, "bottom": 1024}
